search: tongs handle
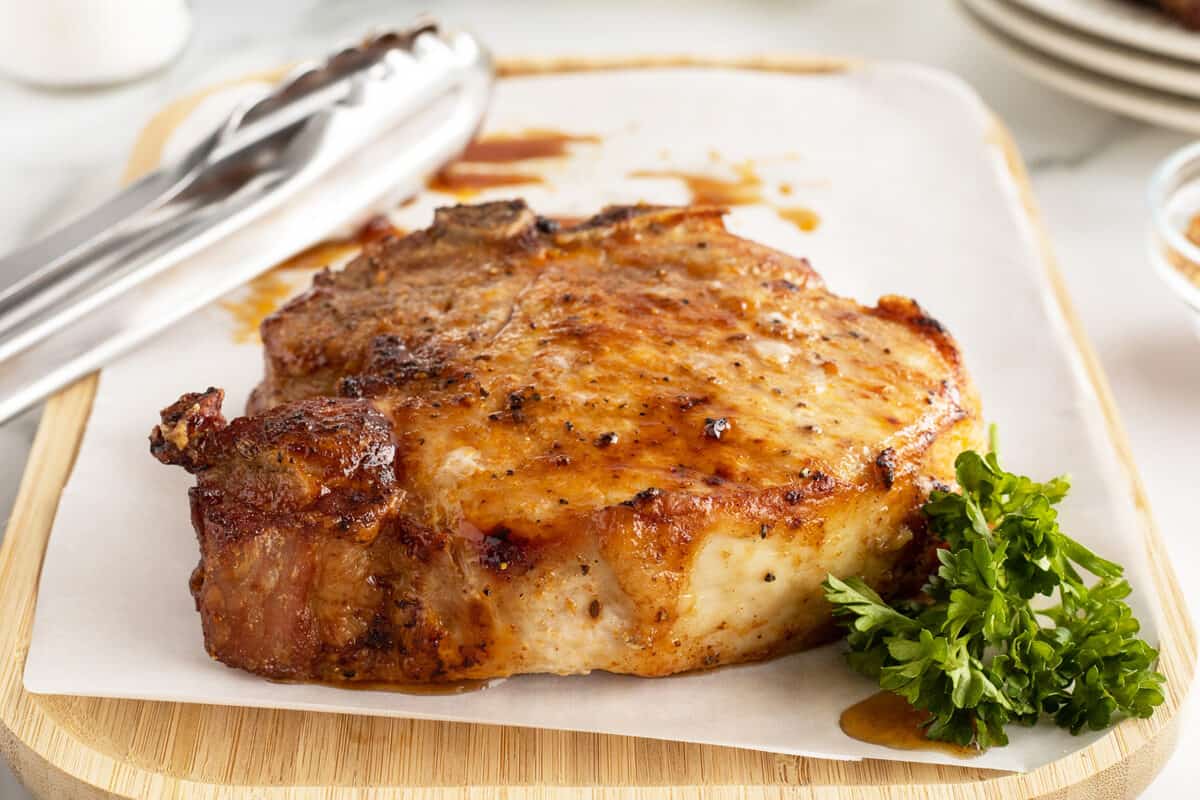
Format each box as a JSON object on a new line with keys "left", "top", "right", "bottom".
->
{"left": 0, "top": 24, "right": 442, "bottom": 320}
{"left": 0, "top": 170, "right": 187, "bottom": 313}
{"left": 0, "top": 24, "right": 490, "bottom": 370}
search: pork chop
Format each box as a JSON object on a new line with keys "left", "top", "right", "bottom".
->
{"left": 151, "top": 201, "right": 981, "bottom": 683}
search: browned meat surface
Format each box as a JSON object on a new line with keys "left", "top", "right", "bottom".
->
{"left": 151, "top": 201, "right": 981, "bottom": 683}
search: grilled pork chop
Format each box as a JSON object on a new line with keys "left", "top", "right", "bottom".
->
{"left": 151, "top": 202, "right": 981, "bottom": 683}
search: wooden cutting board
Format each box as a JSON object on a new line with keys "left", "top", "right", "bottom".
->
{"left": 0, "top": 56, "right": 1194, "bottom": 800}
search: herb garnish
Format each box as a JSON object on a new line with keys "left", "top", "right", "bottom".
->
{"left": 822, "top": 429, "right": 1164, "bottom": 750}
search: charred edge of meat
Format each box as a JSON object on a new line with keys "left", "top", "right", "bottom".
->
{"left": 159, "top": 392, "right": 404, "bottom": 545}
{"left": 432, "top": 199, "right": 537, "bottom": 243}
{"left": 872, "top": 295, "right": 962, "bottom": 367}
{"left": 410, "top": 200, "right": 717, "bottom": 249}
{"left": 570, "top": 204, "right": 673, "bottom": 231}
{"left": 340, "top": 336, "right": 452, "bottom": 398}
{"left": 150, "top": 387, "right": 226, "bottom": 472}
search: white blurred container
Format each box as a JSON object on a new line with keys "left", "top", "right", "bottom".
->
{"left": 0, "top": 0, "right": 191, "bottom": 87}
{"left": 1148, "top": 141, "right": 1200, "bottom": 339}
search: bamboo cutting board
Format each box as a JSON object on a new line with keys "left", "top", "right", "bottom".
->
{"left": 0, "top": 57, "right": 1195, "bottom": 800}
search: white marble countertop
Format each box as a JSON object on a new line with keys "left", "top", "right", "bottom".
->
{"left": 0, "top": 1, "right": 1196, "bottom": 798}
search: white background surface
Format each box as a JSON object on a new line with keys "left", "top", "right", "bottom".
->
{"left": 0, "top": 1, "right": 1196, "bottom": 797}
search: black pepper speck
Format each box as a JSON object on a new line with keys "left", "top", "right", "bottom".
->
{"left": 703, "top": 417, "right": 731, "bottom": 440}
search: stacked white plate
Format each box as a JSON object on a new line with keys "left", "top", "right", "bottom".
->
{"left": 958, "top": 0, "right": 1200, "bottom": 132}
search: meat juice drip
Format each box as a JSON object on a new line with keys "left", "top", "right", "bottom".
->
{"left": 428, "top": 129, "right": 600, "bottom": 199}
{"left": 221, "top": 273, "right": 297, "bottom": 343}
{"left": 222, "top": 215, "right": 405, "bottom": 342}
{"left": 630, "top": 161, "right": 763, "bottom": 206}
{"left": 457, "top": 129, "right": 600, "bottom": 163}
{"left": 425, "top": 170, "right": 543, "bottom": 197}
{"left": 777, "top": 206, "right": 821, "bottom": 233}
{"left": 630, "top": 160, "right": 820, "bottom": 232}
{"left": 839, "top": 691, "right": 977, "bottom": 757}
{"left": 268, "top": 215, "right": 403, "bottom": 276}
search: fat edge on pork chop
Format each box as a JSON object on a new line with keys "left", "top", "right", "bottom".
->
{"left": 151, "top": 201, "right": 982, "bottom": 683}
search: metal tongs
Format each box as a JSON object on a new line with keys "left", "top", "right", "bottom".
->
{"left": 0, "top": 21, "right": 491, "bottom": 423}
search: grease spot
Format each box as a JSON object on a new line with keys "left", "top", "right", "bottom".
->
{"left": 840, "top": 691, "right": 977, "bottom": 757}
{"left": 630, "top": 160, "right": 762, "bottom": 206}
{"left": 777, "top": 206, "right": 821, "bottom": 232}
{"left": 428, "top": 129, "right": 600, "bottom": 199}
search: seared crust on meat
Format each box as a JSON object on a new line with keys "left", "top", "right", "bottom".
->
{"left": 152, "top": 201, "right": 982, "bottom": 682}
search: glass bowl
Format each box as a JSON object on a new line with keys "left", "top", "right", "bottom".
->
{"left": 1149, "top": 141, "right": 1200, "bottom": 337}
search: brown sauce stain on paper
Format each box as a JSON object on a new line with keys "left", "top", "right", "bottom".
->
{"left": 840, "top": 691, "right": 977, "bottom": 757}
{"left": 777, "top": 206, "right": 821, "bottom": 233}
{"left": 630, "top": 160, "right": 763, "bottom": 206}
{"left": 223, "top": 216, "right": 406, "bottom": 343}
{"left": 268, "top": 215, "right": 403, "bottom": 275}
{"left": 426, "top": 170, "right": 543, "bottom": 198}
{"left": 222, "top": 274, "right": 297, "bottom": 344}
{"left": 631, "top": 158, "right": 821, "bottom": 233}
{"left": 266, "top": 239, "right": 359, "bottom": 276}
{"left": 457, "top": 129, "right": 600, "bottom": 163}
{"left": 428, "top": 129, "right": 600, "bottom": 199}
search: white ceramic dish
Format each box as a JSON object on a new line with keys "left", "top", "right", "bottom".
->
{"left": 961, "top": 0, "right": 1200, "bottom": 132}
{"left": 1148, "top": 140, "right": 1200, "bottom": 337}
{"left": 1009, "top": 0, "right": 1200, "bottom": 64}
{"left": 966, "top": 0, "right": 1200, "bottom": 98}
{"left": 23, "top": 64, "right": 1157, "bottom": 773}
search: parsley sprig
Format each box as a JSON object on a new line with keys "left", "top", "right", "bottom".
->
{"left": 822, "top": 431, "right": 1164, "bottom": 749}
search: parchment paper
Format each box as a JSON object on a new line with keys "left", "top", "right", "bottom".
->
{"left": 23, "top": 64, "right": 1161, "bottom": 772}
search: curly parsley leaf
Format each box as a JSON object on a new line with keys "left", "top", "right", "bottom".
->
{"left": 822, "top": 429, "right": 1164, "bottom": 750}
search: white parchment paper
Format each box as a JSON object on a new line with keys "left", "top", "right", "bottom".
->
{"left": 23, "top": 65, "right": 1161, "bottom": 772}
